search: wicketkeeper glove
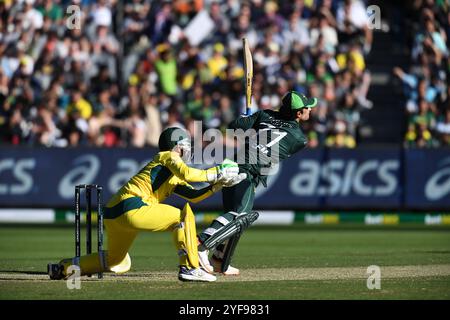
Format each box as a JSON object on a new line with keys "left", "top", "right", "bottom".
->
{"left": 218, "top": 173, "right": 247, "bottom": 188}
{"left": 211, "top": 183, "right": 223, "bottom": 193}
{"left": 210, "top": 172, "right": 247, "bottom": 192}
{"left": 207, "top": 159, "right": 240, "bottom": 183}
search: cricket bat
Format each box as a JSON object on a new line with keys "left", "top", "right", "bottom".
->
{"left": 242, "top": 38, "right": 253, "bottom": 115}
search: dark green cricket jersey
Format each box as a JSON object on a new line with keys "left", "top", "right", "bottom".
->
{"left": 229, "top": 109, "right": 308, "bottom": 187}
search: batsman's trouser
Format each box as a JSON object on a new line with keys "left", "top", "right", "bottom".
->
{"left": 64, "top": 203, "right": 199, "bottom": 276}
{"left": 199, "top": 174, "right": 256, "bottom": 252}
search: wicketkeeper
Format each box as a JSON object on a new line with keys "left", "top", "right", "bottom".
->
{"left": 197, "top": 91, "right": 318, "bottom": 275}
{"left": 48, "top": 127, "right": 246, "bottom": 282}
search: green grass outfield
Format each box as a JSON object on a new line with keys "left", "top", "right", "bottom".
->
{"left": 0, "top": 224, "right": 450, "bottom": 300}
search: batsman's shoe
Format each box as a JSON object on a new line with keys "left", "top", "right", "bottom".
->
{"left": 178, "top": 266, "right": 217, "bottom": 282}
{"left": 47, "top": 263, "right": 64, "bottom": 280}
{"left": 198, "top": 249, "right": 214, "bottom": 274}
{"left": 210, "top": 256, "right": 240, "bottom": 276}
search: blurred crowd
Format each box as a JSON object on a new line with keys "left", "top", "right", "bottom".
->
{"left": 0, "top": 0, "right": 375, "bottom": 148}
{"left": 392, "top": 0, "right": 449, "bottom": 148}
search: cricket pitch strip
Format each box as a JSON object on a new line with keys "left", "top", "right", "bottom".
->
{"left": 1, "top": 264, "right": 450, "bottom": 282}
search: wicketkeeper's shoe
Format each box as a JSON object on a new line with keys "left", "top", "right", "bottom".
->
{"left": 47, "top": 263, "right": 64, "bottom": 280}
{"left": 210, "top": 256, "right": 240, "bottom": 276}
{"left": 178, "top": 266, "right": 217, "bottom": 282}
{"left": 198, "top": 249, "right": 214, "bottom": 274}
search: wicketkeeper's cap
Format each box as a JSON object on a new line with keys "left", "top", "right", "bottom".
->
{"left": 281, "top": 91, "right": 318, "bottom": 110}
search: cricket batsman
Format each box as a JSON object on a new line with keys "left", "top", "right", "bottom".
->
{"left": 197, "top": 91, "right": 318, "bottom": 275}
{"left": 48, "top": 127, "right": 246, "bottom": 282}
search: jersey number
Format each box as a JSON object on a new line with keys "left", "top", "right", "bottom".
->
{"left": 254, "top": 128, "right": 287, "bottom": 155}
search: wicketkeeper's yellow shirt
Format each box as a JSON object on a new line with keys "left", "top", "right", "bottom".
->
{"left": 104, "top": 151, "right": 218, "bottom": 218}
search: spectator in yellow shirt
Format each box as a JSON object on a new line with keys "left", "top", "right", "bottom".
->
{"left": 67, "top": 90, "right": 93, "bottom": 119}
{"left": 207, "top": 43, "right": 228, "bottom": 79}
